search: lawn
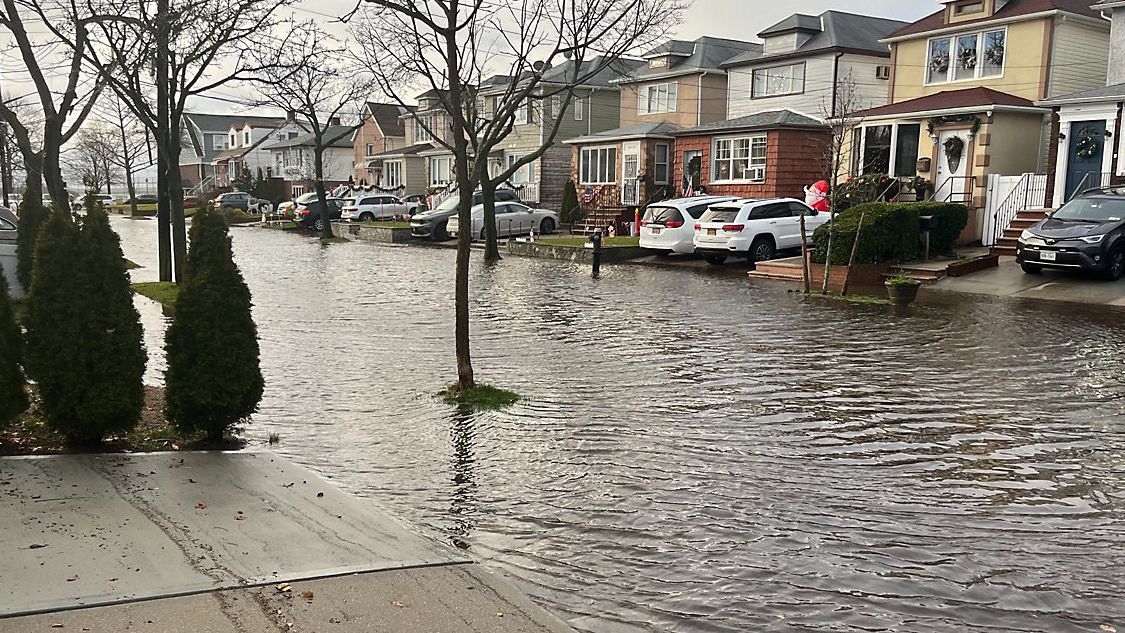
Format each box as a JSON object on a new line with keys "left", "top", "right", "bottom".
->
{"left": 359, "top": 220, "right": 413, "bottom": 229}
{"left": 131, "top": 281, "right": 179, "bottom": 308}
{"left": 539, "top": 236, "right": 640, "bottom": 248}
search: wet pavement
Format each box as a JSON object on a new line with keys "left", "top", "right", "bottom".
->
{"left": 935, "top": 259, "right": 1125, "bottom": 306}
{"left": 112, "top": 218, "right": 1125, "bottom": 633}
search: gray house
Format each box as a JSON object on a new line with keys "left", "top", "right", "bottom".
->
{"left": 180, "top": 113, "right": 288, "bottom": 192}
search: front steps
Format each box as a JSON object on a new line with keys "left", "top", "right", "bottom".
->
{"left": 993, "top": 208, "right": 1051, "bottom": 257}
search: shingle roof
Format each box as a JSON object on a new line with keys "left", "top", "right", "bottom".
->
{"left": 540, "top": 56, "right": 646, "bottom": 87}
{"left": 1038, "top": 81, "right": 1125, "bottom": 105}
{"left": 723, "top": 11, "right": 906, "bottom": 66}
{"left": 885, "top": 0, "right": 1104, "bottom": 40}
{"left": 184, "top": 113, "right": 287, "bottom": 133}
{"left": 565, "top": 122, "right": 683, "bottom": 144}
{"left": 618, "top": 36, "right": 761, "bottom": 83}
{"left": 1091, "top": 0, "right": 1125, "bottom": 9}
{"left": 759, "top": 13, "right": 824, "bottom": 37}
{"left": 676, "top": 110, "right": 826, "bottom": 136}
{"left": 365, "top": 102, "right": 412, "bottom": 138}
{"left": 851, "top": 87, "right": 1039, "bottom": 118}
{"left": 262, "top": 126, "right": 355, "bottom": 150}
{"left": 371, "top": 141, "right": 435, "bottom": 158}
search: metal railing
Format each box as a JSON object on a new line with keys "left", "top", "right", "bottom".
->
{"left": 985, "top": 173, "right": 1047, "bottom": 247}
{"left": 927, "top": 175, "right": 975, "bottom": 205}
{"left": 1067, "top": 171, "right": 1115, "bottom": 202}
{"left": 621, "top": 179, "right": 639, "bottom": 206}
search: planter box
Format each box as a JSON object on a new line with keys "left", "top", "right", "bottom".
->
{"left": 506, "top": 240, "right": 646, "bottom": 263}
{"left": 806, "top": 260, "right": 891, "bottom": 294}
{"left": 946, "top": 253, "right": 1000, "bottom": 277}
{"left": 332, "top": 223, "right": 415, "bottom": 244}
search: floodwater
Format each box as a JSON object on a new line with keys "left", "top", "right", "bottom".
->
{"left": 114, "top": 217, "right": 1125, "bottom": 633}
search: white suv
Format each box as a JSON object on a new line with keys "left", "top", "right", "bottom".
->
{"left": 341, "top": 194, "right": 410, "bottom": 222}
{"left": 639, "top": 196, "right": 741, "bottom": 255}
{"left": 693, "top": 198, "right": 828, "bottom": 265}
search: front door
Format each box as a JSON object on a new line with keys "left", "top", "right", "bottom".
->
{"left": 622, "top": 155, "right": 639, "bottom": 205}
{"left": 1065, "top": 121, "right": 1107, "bottom": 200}
{"left": 683, "top": 150, "right": 703, "bottom": 195}
{"left": 935, "top": 130, "right": 970, "bottom": 203}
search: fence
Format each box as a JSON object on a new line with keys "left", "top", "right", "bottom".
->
{"left": 983, "top": 173, "right": 1047, "bottom": 247}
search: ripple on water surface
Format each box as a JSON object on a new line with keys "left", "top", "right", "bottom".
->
{"left": 114, "top": 217, "right": 1125, "bottom": 632}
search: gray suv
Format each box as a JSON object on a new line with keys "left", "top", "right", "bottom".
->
{"left": 410, "top": 189, "right": 518, "bottom": 240}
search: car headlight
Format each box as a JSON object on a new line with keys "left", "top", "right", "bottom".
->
{"left": 1080, "top": 234, "right": 1106, "bottom": 244}
{"left": 1020, "top": 229, "right": 1036, "bottom": 242}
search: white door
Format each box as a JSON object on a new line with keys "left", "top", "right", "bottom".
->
{"left": 935, "top": 130, "right": 970, "bottom": 203}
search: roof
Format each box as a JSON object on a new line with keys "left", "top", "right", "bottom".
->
{"left": 370, "top": 141, "right": 435, "bottom": 158}
{"left": 724, "top": 11, "right": 906, "bottom": 66}
{"left": 261, "top": 126, "right": 355, "bottom": 150}
{"left": 617, "top": 36, "right": 761, "bottom": 83}
{"left": 184, "top": 113, "right": 287, "bottom": 133}
{"left": 539, "top": 56, "right": 646, "bottom": 87}
{"left": 885, "top": 0, "right": 1105, "bottom": 40}
{"left": 564, "top": 122, "right": 683, "bottom": 144}
{"left": 1038, "top": 81, "right": 1125, "bottom": 105}
{"left": 851, "top": 87, "right": 1040, "bottom": 118}
{"left": 1092, "top": 0, "right": 1125, "bottom": 9}
{"left": 365, "top": 103, "right": 413, "bottom": 137}
{"left": 675, "top": 110, "right": 826, "bottom": 136}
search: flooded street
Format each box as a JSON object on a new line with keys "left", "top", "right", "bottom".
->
{"left": 114, "top": 217, "right": 1125, "bottom": 632}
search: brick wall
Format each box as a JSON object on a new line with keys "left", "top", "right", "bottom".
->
{"left": 673, "top": 128, "right": 831, "bottom": 200}
{"left": 1044, "top": 109, "right": 1061, "bottom": 206}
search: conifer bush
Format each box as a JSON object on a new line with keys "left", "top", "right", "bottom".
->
{"left": 15, "top": 197, "right": 49, "bottom": 291}
{"left": 165, "top": 207, "right": 263, "bottom": 441}
{"left": 24, "top": 207, "right": 146, "bottom": 443}
{"left": 0, "top": 265, "right": 28, "bottom": 428}
{"left": 561, "top": 179, "right": 580, "bottom": 224}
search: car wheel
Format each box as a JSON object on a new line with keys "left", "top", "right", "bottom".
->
{"left": 479, "top": 226, "right": 487, "bottom": 241}
{"left": 539, "top": 217, "right": 556, "bottom": 234}
{"left": 1021, "top": 263, "right": 1043, "bottom": 275}
{"left": 314, "top": 217, "right": 324, "bottom": 233}
{"left": 359, "top": 212, "right": 375, "bottom": 222}
{"left": 703, "top": 254, "right": 727, "bottom": 265}
{"left": 1102, "top": 246, "right": 1125, "bottom": 281}
{"left": 433, "top": 222, "right": 448, "bottom": 241}
{"left": 750, "top": 237, "right": 776, "bottom": 263}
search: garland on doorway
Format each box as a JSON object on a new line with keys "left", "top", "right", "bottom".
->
{"left": 926, "top": 115, "right": 982, "bottom": 140}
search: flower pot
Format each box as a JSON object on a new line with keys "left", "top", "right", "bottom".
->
{"left": 885, "top": 280, "right": 922, "bottom": 306}
{"left": 914, "top": 187, "right": 928, "bottom": 201}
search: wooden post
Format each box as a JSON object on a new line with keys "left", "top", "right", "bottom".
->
{"left": 840, "top": 211, "right": 866, "bottom": 297}
{"left": 799, "top": 214, "right": 811, "bottom": 294}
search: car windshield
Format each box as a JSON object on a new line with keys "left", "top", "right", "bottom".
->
{"left": 1053, "top": 197, "right": 1125, "bottom": 223}
{"left": 435, "top": 196, "right": 461, "bottom": 212}
{"left": 296, "top": 193, "right": 318, "bottom": 203}
{"left": 642, "top": 206, "right": 684, "bottom": 224}
{"left": 700, "top": 208, "right": 740, "bottom": 223}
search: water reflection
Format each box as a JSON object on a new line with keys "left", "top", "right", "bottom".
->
{"left": 112, "top": 217, "right": 1125, "bottom": 633}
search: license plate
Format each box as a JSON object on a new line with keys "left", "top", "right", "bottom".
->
{"left": 1040, "top": 251, "right": 1057, "bottom": 262}
{"left": 650, "top": 228, "right": 662, "bottom": 235}
{"left": 707, "top": 229, "right": 717, "bottom": 236}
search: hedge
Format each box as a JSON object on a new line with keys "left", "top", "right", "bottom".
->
{"left": 0, "top": 266, "right": 27, "bottom": 428}
{"left": 812, "top": 202, "right": 970, "bottom": 265}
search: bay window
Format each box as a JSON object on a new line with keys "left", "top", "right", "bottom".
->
{"left": 854, "top": 123, "right": 922, "bottom": 178}
{"left": 580, "top": 146, "right": 618, "bottom": 185}
{"left": 639, "top": 83, "right": 677, "bottom": 114}
{"left": 713, "top": 135, "right": 767, "bottom": 183}
{"left": 927, "top": 28, "right": 1005, "bottom": 84}
{"left": 429, "top": 156, "right": 453, "bottom": 187}
{"left": 752, "top": 63, "right": 805, "bottom": 98}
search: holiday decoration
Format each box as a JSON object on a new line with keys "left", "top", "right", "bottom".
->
{"left": 943, "top": 136, "right": 965, "bottom": 172}
{"left": 929, "top": 52, "right": 949, "bottom": 75}
{"left": 957, "top": 46, "right": 978, "bottom": 70}
{"left": 985, "top": 43, "right": 1004, "bottom": 67}
{"left": 1075, "top": 127, "right": 1102, "bottom": 159}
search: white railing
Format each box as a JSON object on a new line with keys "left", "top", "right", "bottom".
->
{"left": 516, "top": 182, "right": 539, "bottom": 204}
{"left": 984, "top": 173, "right": 1047, "bottom": 247}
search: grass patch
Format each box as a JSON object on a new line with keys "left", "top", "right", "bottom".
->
{"left": 264, "top": 221, "right": 302, "bottom": 231}
{"left": 359, "top": 221, "right": 412, "bottom": 229}
{"left": 802, "top": 291, "right": 891, "bottom": 306}
{"left": 132, "top": 281, "right": 179, "bottom": 308}
{"left": 540, "top": 236, "right": 640, "bottom": 248}
{"left": 440, "top": 383, "right": 521, "bottom": 411}
{"left": 319, "top": 237, "right": 350, "bottom": 244}
{"left": 124, "top": 259, "right": 141, "bottom": 270}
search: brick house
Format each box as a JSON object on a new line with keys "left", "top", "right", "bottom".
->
{"left": 672, "top": 110, "right": 830, "bottom": 201}
{"left": 352, "top": 102, "right": 413, "bottom": 185}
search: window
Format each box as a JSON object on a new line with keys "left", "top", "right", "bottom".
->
{"left": 927, "top": 28, "right": 1005, "bottom": 84}
{"left": 712, "top": 135, "right": 767, "bottom": 182}
{"left": 514, "top": 101, "right": 529, "bottom": 125}
{"left": 429, "top": 156, "right": 453, "bottom": 186}
{"left": 244, "top": 131, "right": 250, "bottom": 145}
{"left": 229, "top": 133, "right": 236, "bottom": 147}
{"left": 752, "top": 63, "right": 805, "bottom": 98}
{"left": 212, "top": 135, "right": 225, "bottom": 150}
{"left": 854, "top": 124, "right": 921, "bottom": 178}
{"left": 638, "top": 83, "right": 677, "bottom": 114}
{"left": 749, "top": 203, "right": 791, "bottom": 220}
{"left": 507, "top": 154, "right": 532, "bottom": 184}
{"left": 574, "top": 97, "right": 585, "bottom": 121}
{"left": 289, "top": 131, "right": 299, "bottom": 140}
{"left": 366, "top": 143, "right": 374, "bottom": 157}
{"left": 955, "top": 1, "right": 984, "bottom": 14}
{"left": 416, "top": 116, "right": 433, "bottom": 143}
{"left": 550, "top": 96, "right": 561, "bottom": 117}
{"left": 0, "top": 216, "right": 14, "bottom": 230}
{"left": 863, "top": 126, "right": 892, "bottom": 174}
{"left": 653, "top": 143, "right": 669, "bottom": 184}
{"left": 893, "top": 124, "right": 921, "bottom": 178}
{"left": 787, "top": 201, "right": 817, "bottom": 217}
{"left": 579, "top": 146, "right": 618, "bottom": 185}
{"left": 292, "top": 185, "right": 305, "bottom": 196}
{"left": 384, "top": 160, "right": 402, "bottom": 188}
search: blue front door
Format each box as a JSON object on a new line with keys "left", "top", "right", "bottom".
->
{"left": 1065, "top": 121, "right": 1107, "bottom": 200}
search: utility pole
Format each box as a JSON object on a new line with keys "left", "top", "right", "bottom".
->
{"left": 155, "top": 0, "right": 172, "bottom": 281}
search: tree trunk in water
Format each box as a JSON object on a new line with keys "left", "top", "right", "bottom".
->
{"left": 481, "top": 180, "right": 500, "bottom": 262}
{"left": 455, "top": 186, "right": 474, "bottom": 391}
{"left": 314, "top": 145, "right": 332, "bottom": 240}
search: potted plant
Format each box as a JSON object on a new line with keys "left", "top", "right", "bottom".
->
{"left": 908, "top": 176, "right": 932, "bottom": 201}
{"left": 885, "top": 273, "right": 923, "bottom": 306}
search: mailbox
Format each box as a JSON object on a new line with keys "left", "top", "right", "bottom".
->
{"left": 919, "top": 215, "right": 939, "bottom": 231}
{"left": 917, "top": 157, "right": 931, "bottom": 173}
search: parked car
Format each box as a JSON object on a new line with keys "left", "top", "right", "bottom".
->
{"left": 410, "top": 189, "right": 519, "bottom": 240}
{"left": 639, "top": 196, "right": 742, "bottom": 255}
{"left": 0, "top": 205, "right": 17, "bottom": 226}
{"left": 0, "top": 206, "right": 18, "bottom": 295}
{"left": 183, "top": 196, "right": 201, "bottom": 209}
{"left": 295, "top": 197, "right": 345, "bottom": 231}
{"left": 73, "top": 193, "right": 116, "bottom": 212}
{"left": 277, "top": 193, "right": 318, "bottom": 220}
{"left": 213, "top": 191, "right": 271, "bottom": 214}
{"left": 693, "top": 198, "right": 827, "bottom": 265}
{"left": 1016, "top": 187, "right": 1125, "bottom": 280}
{"left": 403, "top": 194, "right": 428, "bottom": 213}
{"left": 124, "top": 194, "right": 159, "bottom": 205}
{"left": 448, "top": 201, "right": 558, "bottom": 239}
{"left": 341, "top": 194, "right": 409, "bottom": 222}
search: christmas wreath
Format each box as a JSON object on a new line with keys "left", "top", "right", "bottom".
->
{"left": 957, "top": 46, "right": 978, "bottom": 70}
{"left": 984, "top": 43, "right": 1004, "bottom": 67}
{"left": 929, "top": 52, "right": 950, "bottom": 75}
{"left": 1076, "top": 130, "right": 1102, "bottom": 159}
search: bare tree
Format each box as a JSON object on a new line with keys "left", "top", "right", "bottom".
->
{"left": 100, "top": 94, "right": 152, "bottom": 216}
{"left": 818, "top": 73, "right": 867, "bottom": 295}
{"left": 354, "top": 0, "right": 684, "bottom": 393}
{"left": 65, "top": 125, "right": 118, "bottom": 195}
{"left": 0, "top": 0, "right": 105, "bottom": 215}
{"left": 253, "top": 21, "right": 373, "bottom": 239}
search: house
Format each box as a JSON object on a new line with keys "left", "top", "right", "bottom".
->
{"left": 180, "top": 113, "right": 289, "bottom": 192}
{"left": 211, "top": 118, "right": 305, "bottom": 189}
{"left": 366, "top": 89, "right": 455, "bottom": 198}
{"left": 260, "top": 126, "right": 355, "bottom": 199}
{"left": 671, "top": 110, "right": 831, "bottom": 201}
{"left": 1039, "top": 0, "right": 1125, "bottom": 206}
{"left": 352, "top": 102, "right": 413, "bottom": 185}
{"left": 846, "top": 0, "right": 1111, "bottom": 243}
{"left": 722, "top": 11, "right": 908, "bottom": 121}
{"left": 563, "top": 36, "right": 759, "bottom": 215}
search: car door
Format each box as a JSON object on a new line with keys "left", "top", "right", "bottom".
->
{"left": 787, "top": 201, "right": 821, "bottom": 243}
{"left": 495, "top": 202, "right": 521, "bottom": 236}
{"left": 760, "top": 203, "right": 800, "bottom": 249}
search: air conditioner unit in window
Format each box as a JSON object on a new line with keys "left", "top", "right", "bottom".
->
{"left": 875, "top": 65, "right": 891, "bottom": 80}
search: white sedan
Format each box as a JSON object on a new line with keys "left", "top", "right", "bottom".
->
{"left": 448, "top": 201, "right": 558, "bottom": 239}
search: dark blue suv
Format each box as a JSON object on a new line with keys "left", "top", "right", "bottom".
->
{"left": 1016, "top": 187, "right": 1125, "bottom": 281}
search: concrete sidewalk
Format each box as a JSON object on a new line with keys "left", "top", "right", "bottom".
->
{"left": 0, "top": 452, "right": 571, "bottom": 632}
{"left": 933, "top": 260, "right": 1125, "bottom": 307}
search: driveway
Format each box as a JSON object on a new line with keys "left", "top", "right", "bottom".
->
{"left": 933, "top": 259, "right": 1125, "bottom": 307}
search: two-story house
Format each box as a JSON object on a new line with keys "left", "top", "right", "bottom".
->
{"left": 1039, "top": 0, "right": 1125, "bottom": 205}
{"left": 848, "top": 0, "right": 1110, "bottom": 243}
{"left": 260, "top": 125, "right": 355, "bottom": 199}
{"left": 212, "top": 118, "right": 305, "bottom": 188}
{"left": 563, "top": 37, "right": 759, "bottom": 215}
{"left": 180, "top": 113, "right": 288, "bottom": 193}
{"left": 352, "top": 102, "right": 413, "bottom": 185}
{"left": 366, "top": 89, "right": 455, "bottom": 198}
{"left": 667, "top": 11, "right": 906, "bottom": 204}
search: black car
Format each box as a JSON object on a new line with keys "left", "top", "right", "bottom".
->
{"left": 295, "top": 197, "right": 344, "bottom": 232}
{"left": 125, "top": 194, "right": 159, "bottom": 205}
{"left": 410, "top": 189, "right": 518, "bottom": 240}
{"left": 1016, "top": 187, "right": 1125, "bottom": 280}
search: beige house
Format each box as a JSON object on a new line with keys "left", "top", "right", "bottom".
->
{"left": 352, "top": 102, "right": 412, "bottom": 186}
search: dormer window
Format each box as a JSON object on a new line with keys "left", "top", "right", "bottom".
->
{"left": 648, "top": 56, "right": 669, "bottom": 69}
{"left": 229, "top": 133, "right": 236, "bottom": 147}
{"left": 955, "top": 1, "right": 984, "bottom": 15}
